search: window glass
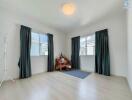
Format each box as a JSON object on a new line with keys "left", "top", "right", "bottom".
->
{"left": 39, "top": 34, "right": 48, "bottom": 55}
{"left": 80, "top": 37, "right": 86, "bottom": 47}
{"left": 32, "top": 32, "right": 39, "bottom": 43}
{"left": 80, "top": 37, "right": 86, "bottom": 55}
{"left": 31, "top": 43, "right": 39, "bottom": 56}
{"left": 86, "top": 35, "right": 95, "bottom": 55}
{"left": 31, "top": 32, "right": 48, "bottom": 56}
{"left": 80, "top": 34, "right": 95, "bottom": 56}
{"left": 40, "top": 43, "right": 48, "bottom": 55}
{"left": 40, "top": 34, "right": 48, "bottom": 43}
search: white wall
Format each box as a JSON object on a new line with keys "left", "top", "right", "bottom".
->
{"left": 0, "top": 5, "right": 128, "bottom": 82}
{"left": 0, "top": 8, "right": 66, "bottom": 80}
{"left": 127, "top": 0, "right": 132, "bottom": 91}
{"left": 66, "top": 12, "right": 127, "bottom": 77}
{"left": 31, "top": 56, "right": 47, "bottom": 75}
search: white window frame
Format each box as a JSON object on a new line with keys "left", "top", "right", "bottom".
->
{"left": 80, "top": 34, "right": 95, "bottom": 56}
{"left": 31, "top": 32, "right": 48, "bottom": 56}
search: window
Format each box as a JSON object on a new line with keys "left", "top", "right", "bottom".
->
{"left": 80, "top": 37, "right": 87, "bottom": 55}
{"left": 80, "top": 34, "right": 95, "bottom": 56}
{"left": 31, "top": 32, "right": 48, "bottom": 56}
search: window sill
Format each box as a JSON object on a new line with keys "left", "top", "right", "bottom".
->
{"left": 80, "top": 55, "right": 95, "bottom": 56}
{"left": 31, "top": 55, "right": 48, "bottom": 57}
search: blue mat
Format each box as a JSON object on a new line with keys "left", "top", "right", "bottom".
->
{"left": 63, "top": 70, "right": 91, "bottom": 79}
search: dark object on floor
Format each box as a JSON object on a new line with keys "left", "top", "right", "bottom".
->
{"left": 63, "top": 70, "right": 91, "bottom": 79}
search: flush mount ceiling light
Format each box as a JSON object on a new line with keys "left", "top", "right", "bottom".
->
{"left": 62, "top": 3, "right": 76, "bottom": 16}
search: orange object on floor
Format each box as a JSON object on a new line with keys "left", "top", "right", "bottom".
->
{"left": 55, "top": 54, "right": 71, "bottom": 71}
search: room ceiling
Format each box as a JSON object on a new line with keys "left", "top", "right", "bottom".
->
{"left": 0, "top": 0, "right": 124, "bottom": 33}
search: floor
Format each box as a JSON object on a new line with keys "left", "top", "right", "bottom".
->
{"left": 0, "top": 72, "right": 132, "bottom": 100}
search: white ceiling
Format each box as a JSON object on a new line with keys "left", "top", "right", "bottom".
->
{"left": 0, "top": 0, "right": 124, "bottom": 33}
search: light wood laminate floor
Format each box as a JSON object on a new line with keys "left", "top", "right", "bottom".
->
{"left": 0, "top": 72, "right": 132, "bottom": 100}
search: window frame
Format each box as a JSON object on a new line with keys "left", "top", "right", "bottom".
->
{"left": 31, "top": 32, "right": 48, "bottom": 57}
{"left": 80, "top": 34, "right": 95, "bottom": 56}
{"left": 80, "top": 37, "right": 87, "bottom": 56}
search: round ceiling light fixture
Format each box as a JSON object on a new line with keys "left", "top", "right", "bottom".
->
{"left": 62, "top": 3, "right": 76, "bottom": 16}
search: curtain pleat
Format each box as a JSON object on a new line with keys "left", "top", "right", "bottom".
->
{"left": 18, "top": 25, "right": 32, "bottom": 79}
{"left": 47, "top": 33, "right": 54, "bottom": 72}
{"left": 71, "top": 36, "right": 80, "bottom": 69}
{"left": 95, "top": 29, "right": 110, "bottom": 76}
